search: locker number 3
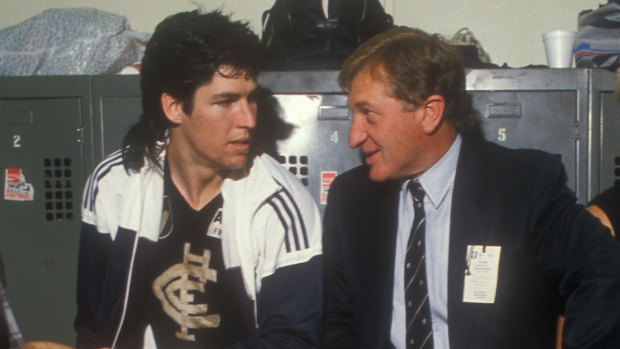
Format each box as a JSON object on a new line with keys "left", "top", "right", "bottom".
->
{"left": 497, "top": 128, "right": 507, "bottom": 142}
{"left": 12, "top": 135, "right": 22, "bottom": 148}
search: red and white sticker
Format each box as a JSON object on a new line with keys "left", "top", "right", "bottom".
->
{"left": 320, "top": 171, "right": 338, "bottom": 205}
{"left": 4, "top": 168, "right": 34, "bottom": 201}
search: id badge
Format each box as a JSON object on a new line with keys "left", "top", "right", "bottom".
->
{"left": 462, "top": 245, "right": 501, "bottom": 304}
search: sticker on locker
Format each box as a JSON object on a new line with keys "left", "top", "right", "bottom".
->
{"left": 320, "top": 171, "right": 337, "bottom": 205}
{"left": 4, "top": 168, "right": 34, "bottom": 201}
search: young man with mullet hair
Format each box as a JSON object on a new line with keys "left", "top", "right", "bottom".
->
{"left": 75, "top": 10, "right": 322, "bottom": 349}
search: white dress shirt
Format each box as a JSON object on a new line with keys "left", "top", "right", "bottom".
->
{"left": 390, "top": 135, "right": 462, "bottom": 349}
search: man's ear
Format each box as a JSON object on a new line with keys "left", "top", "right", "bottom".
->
{"left": 420, "top": 94, "right": 445, "bottom": 135}
{"left": 161, "top": 93, "right": 184, "bottom": 124}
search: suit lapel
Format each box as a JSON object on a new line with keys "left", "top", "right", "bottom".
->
{"left": 448, "top": 138, "right": 490, "bottom": 347}
{"left": 364, "top": 179, "right": 401, "bottom": 345}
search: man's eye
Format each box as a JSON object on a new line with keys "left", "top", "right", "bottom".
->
{"left": 364, "top": 110, "right": 378, "bottom": 124}
{"left": 248, "top": 90, "right": 260, "bottom": 103}
{"left": 215, "top": 99, "right": 234, "bottom": 105}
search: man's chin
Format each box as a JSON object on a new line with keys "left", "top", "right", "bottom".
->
{"left": 367, "top": 167, "right": 390, "bottom": 182}
{"left": 225, "top": 154, "right": 251, "bottom": 171}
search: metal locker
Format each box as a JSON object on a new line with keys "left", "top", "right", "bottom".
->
{"left": 259, "top": 71, "right": 360, "bottom": 214}
{"left": 0, "top": 76, "right": 92, "bottom": 344}
{"left": 466, "top": 69, "right": 590, "bottom": 202}
{"left": 91, "top": 75, "right": 142, "bottom": 162}
{"left": 590, "top": 69, "right": 620, "bottom": 196}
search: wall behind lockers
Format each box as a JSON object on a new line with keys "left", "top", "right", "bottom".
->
{"left": 1, "top": 0, "right": 604, "bottom": 68}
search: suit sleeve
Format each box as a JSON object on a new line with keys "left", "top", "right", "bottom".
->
{"left": 322, "top": 177, "right": 358, "bottom": 349}
{"left": 227, "top": 189, "right": 323, "bottom": 349}
{"left": 527, "top": 154, "right": 620, "bottom": 348}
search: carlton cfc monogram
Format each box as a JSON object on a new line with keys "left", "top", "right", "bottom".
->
{"left": 152, "top": 243, "right": 220, "bottom": 341}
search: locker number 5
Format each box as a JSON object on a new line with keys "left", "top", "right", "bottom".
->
{"left": 12, "top": 135, "right": 22, "bottom": 148}
{"left": 497, "top": 128, "right": 507, "bottom": 142}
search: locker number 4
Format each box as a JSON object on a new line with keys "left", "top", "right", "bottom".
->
{"left": 12, "top": 135, "right": 22, "bottom": 148}
{"left": 497, "top": 128, "right": 507, "bottom": 142}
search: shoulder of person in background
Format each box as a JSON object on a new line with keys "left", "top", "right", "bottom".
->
{"left": 19, "top": 341, "right": 75, "bottom": 349}
{"left": 587, "top": 185, "right": 620, "bottom": 237}
{"left": 586, "top": 205, "right": 615, "bottom": 236}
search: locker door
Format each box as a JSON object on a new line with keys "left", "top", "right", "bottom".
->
{"left": 260, "top": 71, "right": 360, "bottom": 215}
{"left": 600, "top": 90, "right": 620, "bottom": 190}
{"left": 466, "top": 69, "right": 590, "bottom": 203}
{"left": 0, "top": 76, "right": 90, "bottom": 345}
{"left": 471, "top": 90, "right": 578, "bottom": 187}
{"left": 591, "top": 69, "right": 620, "bottom": 195}
{"left": 91, "top": 75, "right": 142, "bottom": 164}
{"left": 272, "top": 93, "right": 360, "bottom": 214}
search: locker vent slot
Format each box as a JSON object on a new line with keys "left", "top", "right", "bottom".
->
{"left": 44, "top": 158, "right": 74, "bottom": 221}
{"left": 277, "top": 155, "right": 309, "bottom": 186}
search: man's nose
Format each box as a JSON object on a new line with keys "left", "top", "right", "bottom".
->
{"left": 238, "top": 99, "right": 256, "bottom": 129}
{"left": 348, "top": 115, "right": 367, "bottom": 149}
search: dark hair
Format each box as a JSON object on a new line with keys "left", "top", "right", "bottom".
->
{"left": 339, "top": 27, "right": 475, "bottom": 134}
{"left": 122, "top": 10, "right": 265, "bottom": 172}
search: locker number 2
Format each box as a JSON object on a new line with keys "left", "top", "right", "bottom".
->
{"left": 497, "top": 128, "right": 507, "bottom": 142}
{"left": 12, "top": 135, "right": 22, "bottom": 148}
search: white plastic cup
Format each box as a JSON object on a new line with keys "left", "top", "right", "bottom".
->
{"left": 542, "top": 30, "right": 576, "bottom": 68}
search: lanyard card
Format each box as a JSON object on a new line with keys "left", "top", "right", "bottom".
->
{"left": 462, "top": 245, "right": 501, "bottom": 304}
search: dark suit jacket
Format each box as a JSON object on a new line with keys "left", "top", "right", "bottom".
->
{"left": 323, "top": 137, "right": 620, "bottom": 349}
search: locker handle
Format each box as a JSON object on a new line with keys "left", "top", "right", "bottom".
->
{"left": 486, "top": 103, "right": 521, "bottom": 118}
{"left": 318, "top": 105, "right": 351, "bottom": 120}
{"left": 0, "top": 108, "right": 33, "bottom": 124}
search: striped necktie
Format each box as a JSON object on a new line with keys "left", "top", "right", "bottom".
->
{"left": 405, "top": 181, "right": 433, "bottom": 349}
